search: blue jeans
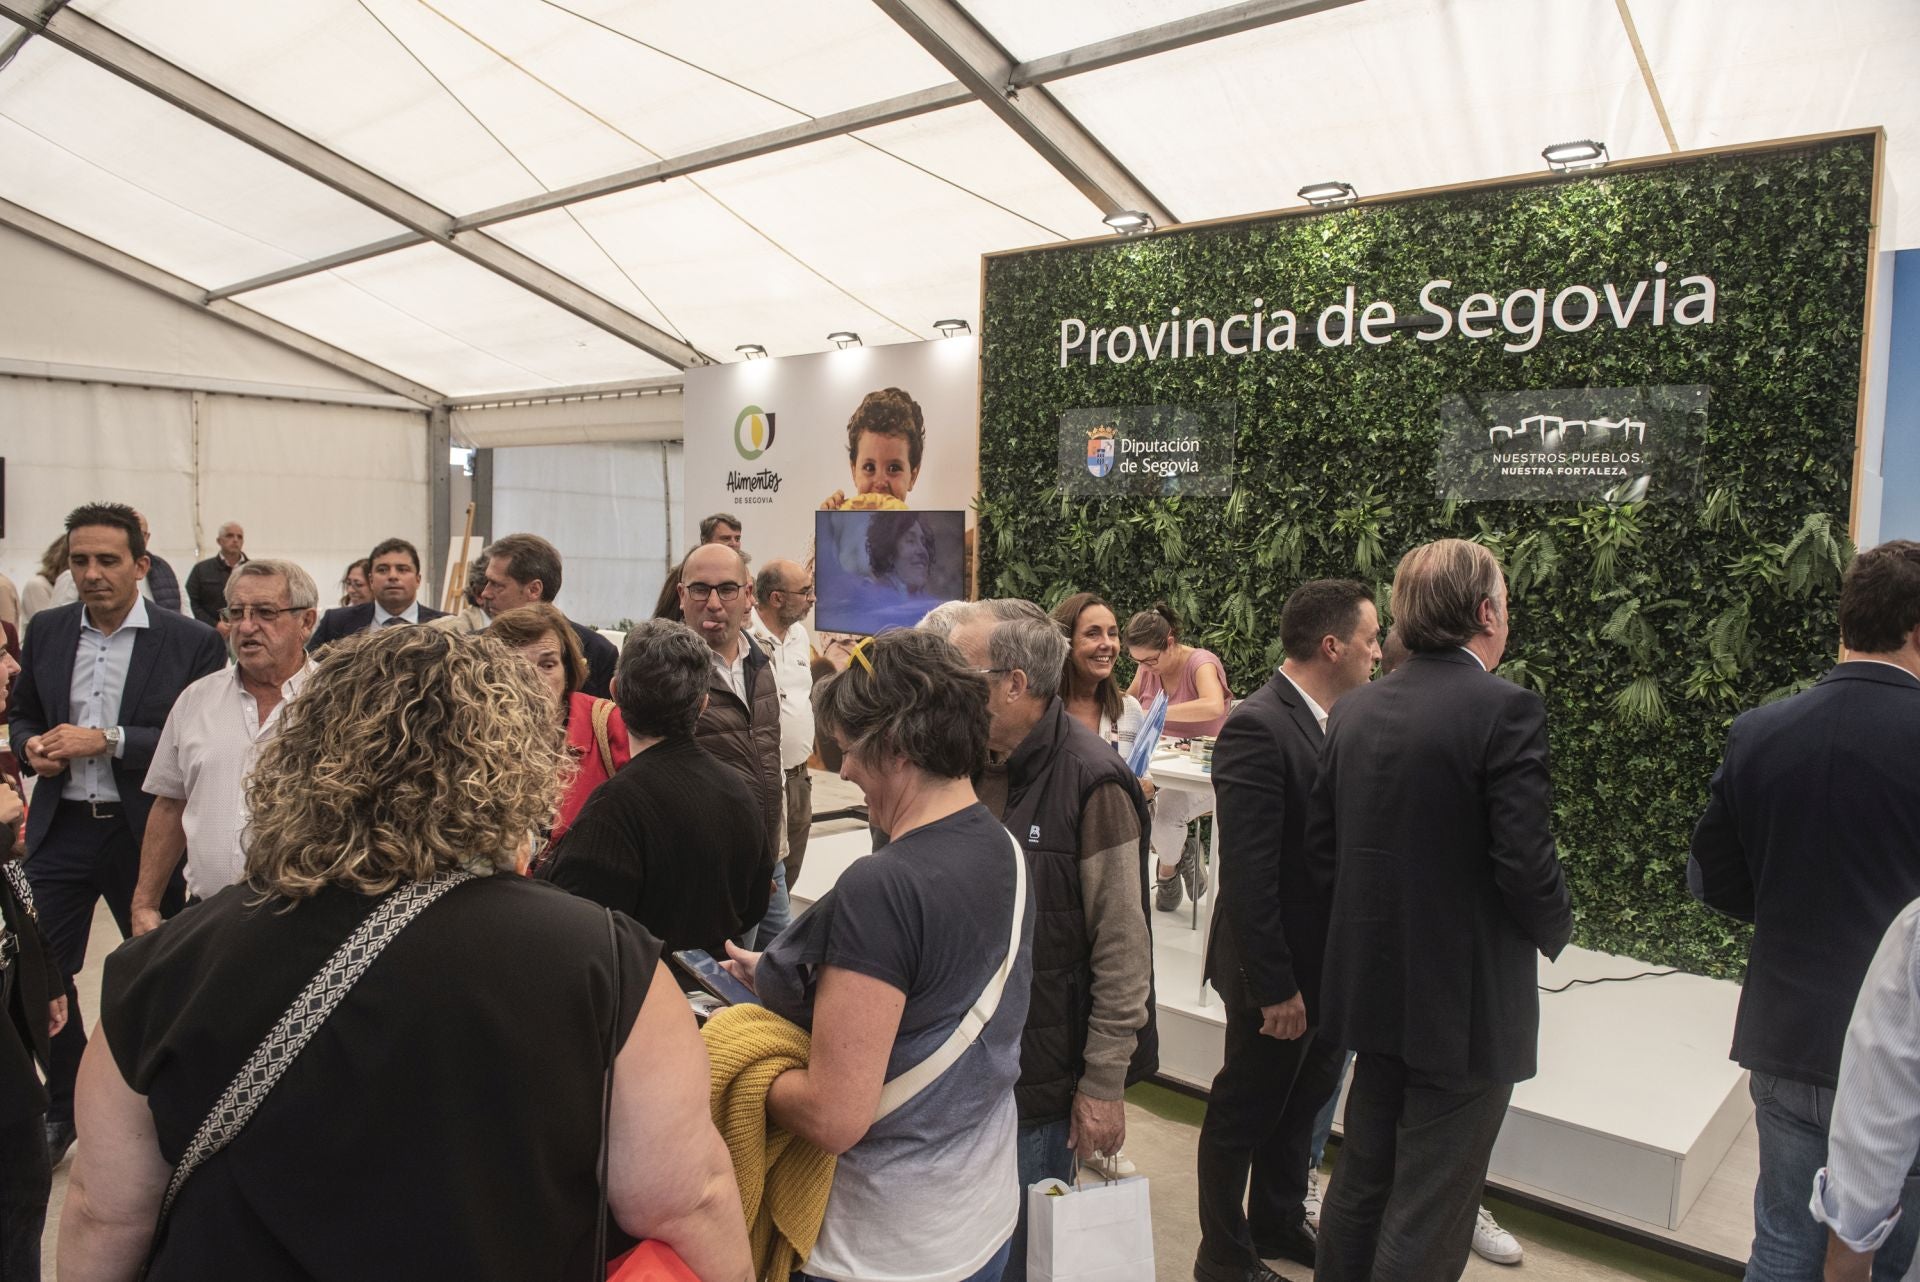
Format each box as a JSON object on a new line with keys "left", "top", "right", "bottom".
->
{"left": 1311, "top": 1049, "right": 1355, "bottom": 1169}
{"left": 752, "top": 861, "right": 794, "bottom": 950}
{"left": 795, "top": 1238, "right": 1011, "bottom": 1282}
{"left": 1000, "top": 1118, "right": 1073, "bottom": 1282}
{"left": 1748, "top": 1070, "right": 1920, "bottom": 1282}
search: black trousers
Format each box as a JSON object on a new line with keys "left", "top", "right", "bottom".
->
{"left": 1195, "top": 999, "right": 1348, "bottom": 1267}
{"left": 1315, "top": 1052, "right": 1513, "bottom": 1282}
{"left": 24, "top": 803, "right": 183, "bottom": 1126}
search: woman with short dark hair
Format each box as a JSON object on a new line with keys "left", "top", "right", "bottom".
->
{"left": 539, "top": 619, "right": 770, "bottom": 956}
{"left": 61, "top": 626, "right": 751, "bottom": 1282}
{"left": 721, "top": 629, "right": 1035, "bottom": 1282}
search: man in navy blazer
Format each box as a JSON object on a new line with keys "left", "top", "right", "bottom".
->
{"left": 7, "top": 502, "right": 224, "bottom": 1161}
{"left": 1196, "top": 580, "right": 1379, "bottom": 1281}
{"left": 306, "top": 536, "right": 444, "bottom": 650}
{"left": 1690, "top": 539, "right": 1920, "bottom": 1281}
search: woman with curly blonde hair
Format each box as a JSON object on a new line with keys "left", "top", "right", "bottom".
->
{"left": 61, "top": 627, "right": 751, "bottom": 1282}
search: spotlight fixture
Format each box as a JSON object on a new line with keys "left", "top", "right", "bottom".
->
{"left": 1298, "top": 181, "right": 1357, "bottom": 208}
{"left": 1103, "top": 210, "right": 1154, "bottom": 235}
{"left": 933, "top": 318, "right": 971, "bottom": 337}
{"left": 1542, "top": 139, "right": 1608, "bottom": 173}
{"left": 828, "top": 331, "right": 862, "bottom": 349}
{"left": 735, "top": 343, "right": 767, "bottom": 359}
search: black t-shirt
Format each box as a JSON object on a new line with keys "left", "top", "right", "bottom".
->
{"left": 539, "top": 735, "right": 769, "bottom": 955}
{"left": 103, "top": 873, "right": 658, "bottom": 1282}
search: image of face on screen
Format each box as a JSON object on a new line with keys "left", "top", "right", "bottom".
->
{"left": 816, "top": 509, "right": 965, "bottom": 634}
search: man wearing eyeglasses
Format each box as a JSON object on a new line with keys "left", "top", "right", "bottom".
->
{"left": 7, "top": 502, "right": 225, "bottom": 1165}
{"left": 747, "top": 559, "right": 819, "bottom": 896}
{"left": 680, "top": 543, "right": 787, "bottom": 946}
{"left": 130, "top": 558, "right": 320, "bottom": 942}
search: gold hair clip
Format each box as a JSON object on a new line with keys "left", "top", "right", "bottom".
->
{"left": 849, "top": 635, "right": 877, "bottom": 676}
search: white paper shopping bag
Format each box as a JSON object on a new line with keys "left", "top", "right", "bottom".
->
{"left": 1025, "top": 1176, "right": 1155, "bottom": 1282}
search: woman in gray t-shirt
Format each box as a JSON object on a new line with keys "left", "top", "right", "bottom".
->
{"left": 724, "top": 630, "right": 1035, "bottom": 1282}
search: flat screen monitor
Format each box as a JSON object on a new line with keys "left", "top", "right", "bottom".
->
{"left": 815, "top": 508, "right": 967, "bottom": 635}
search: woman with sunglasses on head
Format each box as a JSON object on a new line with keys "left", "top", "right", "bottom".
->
{"left": 1124, "top": 603, "right": 1233, "bottom": 911}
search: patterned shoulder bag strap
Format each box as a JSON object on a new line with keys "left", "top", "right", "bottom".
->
{"left": 146, "top": 870, "right": 475, "bottom": 1251}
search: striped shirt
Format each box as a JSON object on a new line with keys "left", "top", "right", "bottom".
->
{"left": 1811, "top": 898, "right": 1920, "bottom": 1251}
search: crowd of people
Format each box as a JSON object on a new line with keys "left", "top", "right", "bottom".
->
{"left": 1, "top": 499, "right": 1916, "bottom": 1282}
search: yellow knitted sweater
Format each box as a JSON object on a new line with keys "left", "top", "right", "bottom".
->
{"left": 702, "top": 1004, "right": 838, "bottom": 1281}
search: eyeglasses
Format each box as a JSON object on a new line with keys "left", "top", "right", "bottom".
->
{"left": 972, "top": 667, "right": 1012, "bottom": 676}
{"left": 220, "top": 604, "right": 295, "bottom": 624}
{"left": 781, "top": 583, "right": 816, "bottom": 598}
{"left": 684, "top": 581, "right": 744, "bottom": 603}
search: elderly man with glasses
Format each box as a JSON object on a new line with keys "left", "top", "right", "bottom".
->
{"left": 131, "top": 559, "right": 320, "bottom": 936}
{"left": 679, "top": 542, "right": 788, "bottom": 947}
{"left": 747, "top": 558, "right": 819, "bottom": 895}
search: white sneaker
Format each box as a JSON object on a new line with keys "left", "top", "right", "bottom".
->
{"left": 1302, "top": 1170, "right": 1323, "bottom": 1232}
{"left": 1082, "top": 1148, "right": 1136, "bottom": 1180}
{"left": 1471, "top": 1206, "right": 1523, "bottom": 1265}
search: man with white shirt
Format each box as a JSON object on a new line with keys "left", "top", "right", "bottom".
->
{"left": 6, "top": 502, "right": 224, "bottom": 1165}
{"left": 680, "top": 542, "right": 785, "bottom": 945}
{"left": 747, "top": 558, "right": 817, "bottom": 893}
{"left": 306, "top": 537, "right": 444, "bottom": 650}
{"left": 52, "top": 512, "right": 186, "bottom": 617}
{"left": 1691, "top": 539, "right": 1920, "bottom": 1281}
{"left": 1196, "top": 580, "right": 1378, "bottom": 1282}
{"left": 131, "top": 559, "right": 318, "bottom": 935}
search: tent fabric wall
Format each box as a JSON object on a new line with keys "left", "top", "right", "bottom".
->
{"left": 0, "top": 377, "right": 427, "bottom": 614}
{"left": 449, "top": 387, "right": 683, "bottom": 447}
{"left": 490, "top": 440, "right": 683, "bottom": 632}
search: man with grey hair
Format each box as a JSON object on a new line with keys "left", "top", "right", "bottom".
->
{"left": 540, "top": 619, "right": 768, "bottom": 955}
{"left": 747, "top": 558, "right": 818, "bottom": 892}
{"left": 948, "top": 598, "right": 1157, "bottom": 1282}
{"left": 131, "top": 558, "right": 320, "bottom": 933}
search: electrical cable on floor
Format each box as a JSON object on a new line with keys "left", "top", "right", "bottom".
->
{"left": 1539, "top": 968, "right": 1679, "bottom": 994}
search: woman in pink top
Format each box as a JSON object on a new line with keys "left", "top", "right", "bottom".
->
{"left": 1123, "top": 604, "right": 1232, "bottom": 910}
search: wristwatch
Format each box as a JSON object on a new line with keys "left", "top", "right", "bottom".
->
{"left": 103, "top": 726, "right": 123, "bottom": 754}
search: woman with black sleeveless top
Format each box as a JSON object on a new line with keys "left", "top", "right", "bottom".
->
{"left": 58, "top": 627, "right": 751, "bottom": 1282}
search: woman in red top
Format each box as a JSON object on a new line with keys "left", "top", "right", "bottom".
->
{"left": 487, "top": 603, "right": 630, "bottom": 847}
{"left": 1123, "top": 603, "right": 1232, "bottom": 911}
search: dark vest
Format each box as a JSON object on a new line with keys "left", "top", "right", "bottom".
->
{"left": 997, "top": 699, "right": 1159, "bottom": 1123}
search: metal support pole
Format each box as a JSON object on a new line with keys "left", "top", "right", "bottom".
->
{"left": 427, "top": 405, "right": 451, "bottom": 603}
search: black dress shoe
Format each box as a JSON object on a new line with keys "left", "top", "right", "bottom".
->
{"left": 1193, "top": 1255, "right": 1284, "bottom": 1282}
{"left": 45, "top": 1119, "right": 76, "bottom": 1168}
{"left": 1252, "top": 1221, "right": 1318, "bottom": 1269}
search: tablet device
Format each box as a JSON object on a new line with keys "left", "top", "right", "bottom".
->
{"left": 671, "top": 948, "right": 761, "bottom": 1007}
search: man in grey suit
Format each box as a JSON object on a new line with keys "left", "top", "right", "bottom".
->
{"left": 1308, "top": 539, "right": 1572, "bottom": 1282}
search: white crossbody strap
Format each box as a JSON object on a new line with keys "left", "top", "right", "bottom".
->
{"left": 873, "top": 829, "right": 1027, "bottom": 1121}
{"left": 156, "top": 871, "right": 473, "bottom": 1225}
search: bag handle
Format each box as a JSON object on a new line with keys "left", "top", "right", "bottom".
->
{"left": 148, "top": 871, "right": 473, "bottom": 1250}
{"left": 594, "top": 907, "right": 620, "bottom": 1280}
{"left": 591, "top": 698, "right": 618, "bottom": 777}
{"left": 873, "top": 828, "right": 1026, "bottom": 1120}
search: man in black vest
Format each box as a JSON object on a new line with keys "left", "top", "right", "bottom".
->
{"left": 1195, "top": 580, "right": 1379, "bottom": 1282}
{"left": 948, "top": 598, "right": 1156, "bottom": 1282}
{"left": 1690, "top": 539, "right": 1920, "bottom": 1280}
{"left": 1309, "top": 540, "right": 1572, "bottom": 1282}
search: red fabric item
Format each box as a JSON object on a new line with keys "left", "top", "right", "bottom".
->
{"left": 555, "top": 691, "right": 630, "bottom": 842}
{"left": 607, "top": 1241, "right": 699, "bottom": 1282}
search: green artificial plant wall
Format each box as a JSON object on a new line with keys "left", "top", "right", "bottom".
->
{"left": 978, "top": 135, "right": 1878, "bottom": 978}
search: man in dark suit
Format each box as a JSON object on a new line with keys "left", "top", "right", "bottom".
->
{"left": 1689, "top": 539, "right": 1920, "bottom": 1281}
{"left": 1309, "top": 539, "right": 1572, "bottom": 1282}
{"left": 1196, "top": 580, "right": 1380, "bottom": 1282}
{"left": 478, "top": 532, "right": 616, "bottom": 699}
{"left": 306, "top": 536, "right": 445, "bottom": 650}
{"left": 7, "top": 502, "right": 225, "bottom": 1164}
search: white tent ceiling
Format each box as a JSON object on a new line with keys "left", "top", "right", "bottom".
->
{"left": 1, "top": 0, "right": 1914, "bottom": 405}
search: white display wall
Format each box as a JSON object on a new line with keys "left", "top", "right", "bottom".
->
{"left": 490, "top": 440, "right": 683, "bottom": 632}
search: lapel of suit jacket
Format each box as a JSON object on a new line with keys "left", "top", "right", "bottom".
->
{"left": 117, "top": 614, "right": 165, "bottom": 725}
{"left": 42, "top": 607, "right": 84, "bottom": 727}
{"left": 1271, "top": 673, "right": 1325, "bottom": 749}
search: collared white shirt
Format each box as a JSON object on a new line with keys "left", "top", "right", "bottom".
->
{"left": 1277, "top": 668, "right": 1329, "bottom": 732}
{"left": 63, "top": 596, "right": 149, "bottom": 803}
{"left": 747, "top": 613, "right": 816, "bottom": 770}
{"left": 710, "top": 638, "right": 749, "bottom": 704}
{"left": 370, "top": 600, "right": 421, "bottom": 630}
{"left": 1812, "top": 898, "right": 1920, "bottom": 1253}
{"left": 1849, "top": 658, "right": 1920, "bottom": 685}
{"left": 143, "top": 659, "right": 314, "bottom": 899}
{"left": 1458, "top": 645, "right": 1488, "bottom": 671}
